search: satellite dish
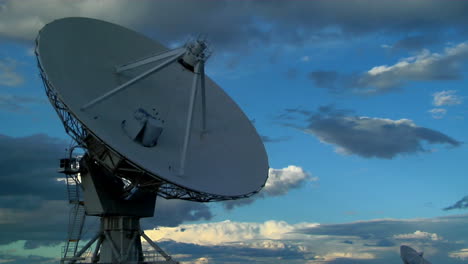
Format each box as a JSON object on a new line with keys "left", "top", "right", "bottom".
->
{"left": 35, "top": 17, "right": 268, "bottom": 263}
{"left": 36, "top": 17, "right": 268, "bottom": 199}
{"left": 400, "top": 245, "right": 432, "bottom": 264}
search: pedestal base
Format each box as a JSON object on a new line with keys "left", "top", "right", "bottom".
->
{"left": 60, "top": 156, "right": 178, "bottom": 263}
{"left": 61, "top": 216, "right": 178, "bottom": 264}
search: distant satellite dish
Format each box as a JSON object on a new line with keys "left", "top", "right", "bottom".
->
{"left": 401, "top": 245, "right": 432, "bottom": 264}
{"left": 35, "top": 17, "right": 269, "bottom": 263}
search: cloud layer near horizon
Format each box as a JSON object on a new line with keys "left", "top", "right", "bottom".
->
{"left": 3, "top": 215, "right": 468, "bottom": 263}
{"left": 140, "top": 215, "right": 468, "bottom": 264}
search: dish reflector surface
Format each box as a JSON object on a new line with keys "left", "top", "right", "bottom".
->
{"left": 400, "top": 245, "right": 431, "bottom": 264}
{"left": 36, "top": 17, "right": 268, "bottom": 198}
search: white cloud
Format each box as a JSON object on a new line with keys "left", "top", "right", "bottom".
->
{"left": 182, "top": 257, "right": 211, "bottom": 264}
{"left": 449, "top": 248, "right": 468, "bottom": 260}
{"left": 393, "top": 230, "right": 442, "bottom": 241}
{"left": 0, "top": 59, "right": 24, "bottom": 87}
{"left": 313, "top": 252, "right": 375, "bottom": 262}
{"left": 146, "top": 220, "right": 318, "bottom": 246}
{"left": 356, "top": 42, "right": 468, "bottom": 93}
{"left": 223, "top": 165, "right": 316, "bottom": 209}
{"left": 380, "top": 44, "right": 392, "bottom": 49}
{"left": 265, "top": 166, "right": 317, "bottom": 196}
{"left": 428, "top": 108, "right": 447, "bottom": 119}
{"left": 301, "top": 56, "right": 311, "bottom": 62}
{"left": 432, "top": 90, "right": 463, "bottom": 106}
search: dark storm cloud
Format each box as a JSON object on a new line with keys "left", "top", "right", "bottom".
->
{"left": 0, "top": 200, "right": 69, "bottom": 245}
{"left": 0, "top": 134, "right": 73, "bottom": 246}
{"left": 390, "top": 35, "right": 438, "bottom": 51}
{"left": 282, "top": 106, "right": 461, "bottom": 159}
{"left": 23, "top": 240, "right": 61, "bottom": 250}
{"left": 3, "top": 0, "right": 468, "bottom": 51}
{"left": 364, "top": 239, "right": 395, "bottom": 247}
{"left": 444, "top": 196, "right": 468, "bottom": 211}
{"left": 143, "top": 0, "right": 468, "bottom": 50}
{"left": 0, "top": 254, "right": 56, "bottom": 264}
{"left": 0, "top": 134, "right": 214, "bottom": 247}
{"left": 0, "top": 133, "right": 67, "bottom": 201}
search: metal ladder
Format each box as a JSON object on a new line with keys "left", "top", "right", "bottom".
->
{"left": 60, "top": 159, "right": 87, "bottom": 264}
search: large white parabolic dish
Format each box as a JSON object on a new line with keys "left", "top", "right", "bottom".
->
{"left": 36, "top": 17, "right": 268, "bottom": 198}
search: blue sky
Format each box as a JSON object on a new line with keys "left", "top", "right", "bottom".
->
{"left": 1, "top": 0, "right": 468, "bottom": 263}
